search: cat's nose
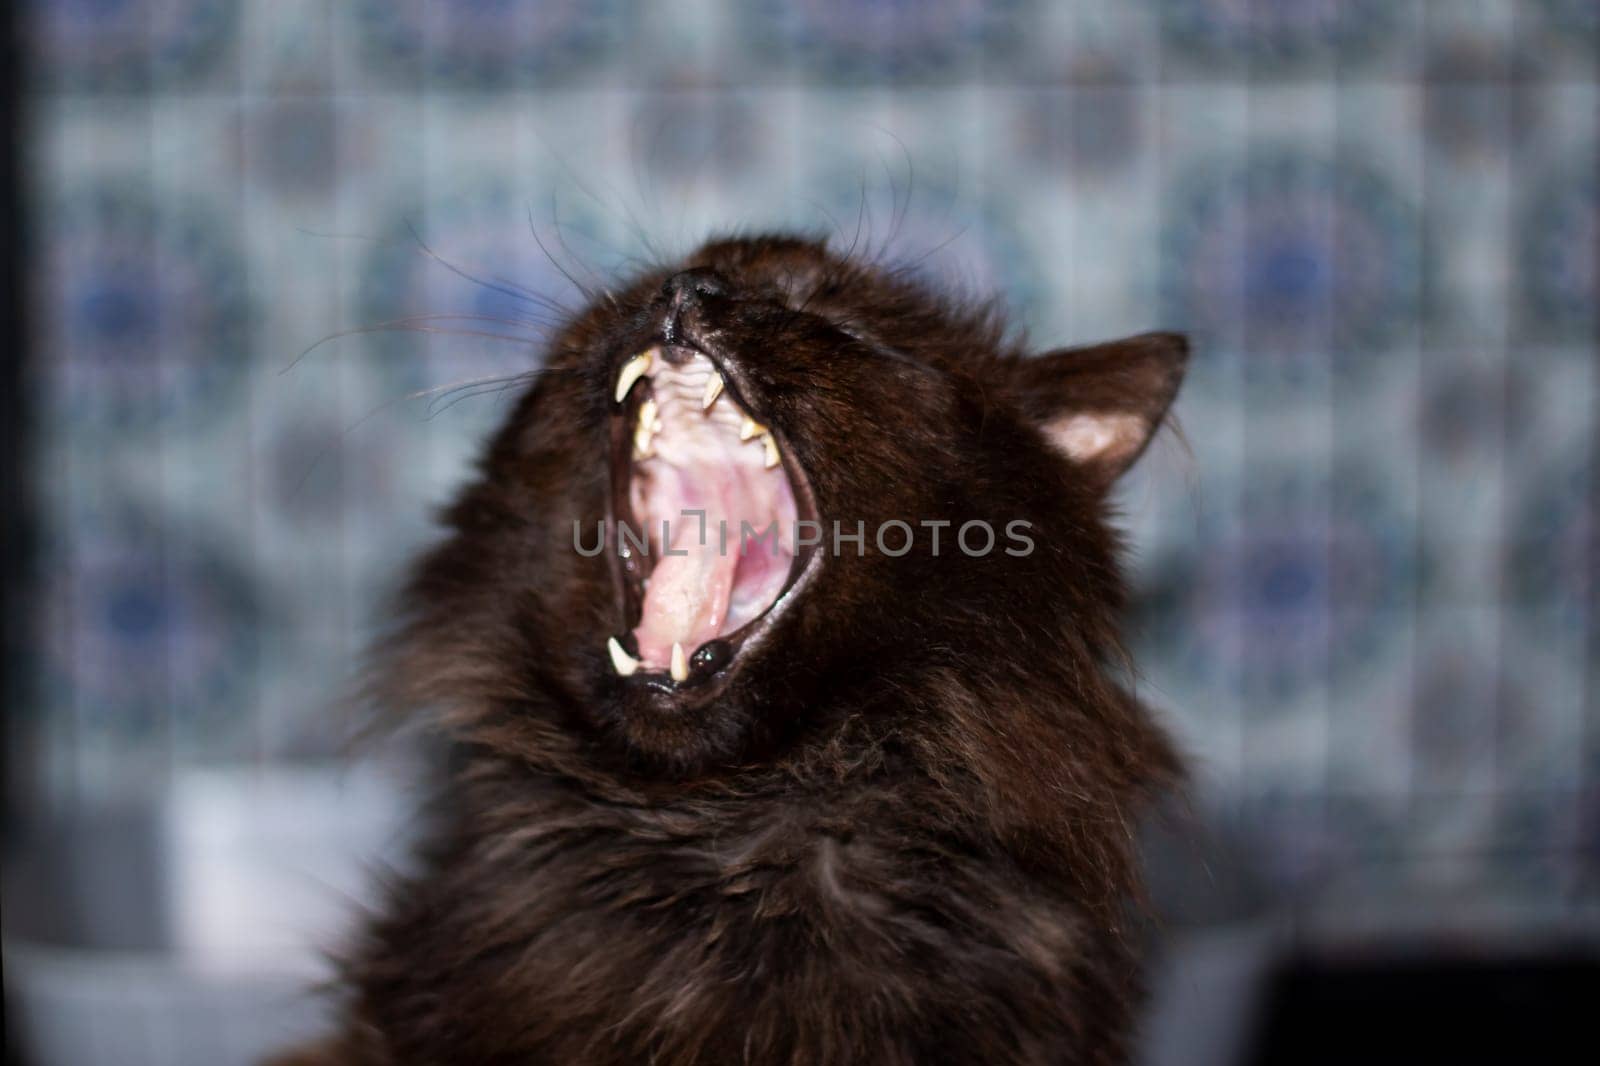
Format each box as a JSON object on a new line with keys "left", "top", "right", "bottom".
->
{"left": 660, "top": 268, "right": 729, "bottom": 350}
{"left": 661, "top": 268, "right": 728, "bottom": 304}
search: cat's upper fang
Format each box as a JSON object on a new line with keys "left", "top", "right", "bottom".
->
{"left": 615, "top": 348, "right": 653, "bottom": 404}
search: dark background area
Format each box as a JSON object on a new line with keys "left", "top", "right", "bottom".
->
{"left": 2, "top": 0, "right": 31, "bottom": 826}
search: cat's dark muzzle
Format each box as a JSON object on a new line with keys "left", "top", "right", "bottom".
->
{"left": 602, "top": 330, "right": 821, "bottom": 702}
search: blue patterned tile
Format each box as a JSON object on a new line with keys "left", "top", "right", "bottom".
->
{"left": 29, "top": 0, "right": 237, "bottom": 91}
{"left": 352, "top": 0, "right": 633, "bottom": 89}
{"left": 1156, "top": 0, "right": 1413, "bottom": 75}
{"left": 39, "top": 184, "right": 249, "bottom": 437}
{"left": 1409, "top": 617, "right": 1507, "bottom": 796}
{"left": 1136, "top": 460, "right": 1414, "bottom": 711}
{"left": 1012, "top": 81, "right": 1145, "bottom": 182}
{"left": 1486, "top": 789, "right": 1586, "bottom": 898}
{"left": 1522, "top": 0, "right": 1600, "bottom": 76}
{"left": 1161, "top": 149, "right": 1420, "bottom": 400}
{"left": 624, "top": 92, "right": 768, "bottom": 185}
{"left": 1504, "top": 441, "right": 1596, "bottom": 628}
{"left": 1421, "top": 68, "right": 1534, "bottom": 169}
{"left": 247, "top": 99, "right": 340, "bottom": 203}
{"left": 741, "top": 0, "right": 1027, "bottom": 82}
{"left": 1516, "top": 156, "right": 1597, "bottom": 344}
{"left": 39, "top": 498, "right": 264, "bottom": 761}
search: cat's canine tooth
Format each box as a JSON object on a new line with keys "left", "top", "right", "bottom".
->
{"left": 761, "top": 432, "right": 780, "bottom": 470}
{"left": 739, "top": 416, "right": 767, "bottom": 442}
{"left": 614, "top": 349, "right": 653, "bottom": 404}
{"left": 633, "top": 424, "right": 655, "bottom": 460}
{"left": 702, "top": 373, "right": 724, "bottom": 411}
{"left": 607, "top": 637, "right": 639, "bottom": 677}
{"left": 670, "top": 642, "right": 689, "bottom": 682}
{"left": 633, "top": 397, "right": 659, "bottom": 458}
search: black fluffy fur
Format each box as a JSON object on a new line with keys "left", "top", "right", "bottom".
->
{"left": 275, "top": 235, "right": 1189, "bottom": 1066}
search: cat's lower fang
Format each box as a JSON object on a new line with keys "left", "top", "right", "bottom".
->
{"left": 607, "top": 637, "right": 639, "bottom": 676}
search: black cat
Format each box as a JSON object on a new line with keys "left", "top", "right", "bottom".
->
{"left": 276, "top": 235, "right": 1188, "bottom": 1065}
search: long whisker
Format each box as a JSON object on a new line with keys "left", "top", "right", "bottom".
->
{"left": 290, "top": 368, "right": 574, "bottom": 500}
{"left": 402, "top": 219, "right": 576, "bottom": 320}
{"left": 526, "top": 200, "right": 604, "bottom": 309}
{"left": 800, "top": 196, "right": 850, "bottom": 251}
{"left": 845, "top": 171, "right": 870, "bottom": 265}
{"left": 283, "top": 316, "right": 557, "bottom": 375}
{"left": 873, "top": 128, "right": 916, "bottom": 260}
{"left": 550, "top": 130, "right": 666, "bottom": 269}
{"left": 549, "top": 193, "right": 623, "bottom": 312}
{"left": 375, "top": 367, "right": 575, "bottom": 427}
{"left": 422, "top": 374, "right": 546, "bottom": 419}
{"left": 885, "top": 222, "right": 974, "bottom": 282}
{"left": 294, "top": 223, "right": 579, "bottom": 320}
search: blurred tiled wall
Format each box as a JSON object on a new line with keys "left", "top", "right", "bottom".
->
{"left": 20, "top": 2, "right": 1597, "bottom": 909}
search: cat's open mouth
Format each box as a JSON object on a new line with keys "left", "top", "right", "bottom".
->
{"left": 605, "top": 344, "right": 819, "bottom": 689}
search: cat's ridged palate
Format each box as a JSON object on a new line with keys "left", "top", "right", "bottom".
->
{"left": 278, "top": 235, "right": 1189, "bottom": 1066}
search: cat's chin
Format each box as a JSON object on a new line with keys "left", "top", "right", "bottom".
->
{"left": 603, "top": 341, "right": 821, "bottom": 702}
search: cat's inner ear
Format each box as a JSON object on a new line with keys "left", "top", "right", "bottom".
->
{"left": 1010, "top": 332, "right": 1189, "bottom": 483}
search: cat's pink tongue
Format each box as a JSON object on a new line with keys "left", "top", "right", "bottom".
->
{"left": 633, "top": 508, "right": 736, "bottom": 669}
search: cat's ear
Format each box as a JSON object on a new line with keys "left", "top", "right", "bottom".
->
{"left": 1009, "top": 331, "right": 1188, "bottom": 485}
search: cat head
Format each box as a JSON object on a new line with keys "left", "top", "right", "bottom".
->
{"left": 385, "top": 235, "right": 1186, "bottom": 783}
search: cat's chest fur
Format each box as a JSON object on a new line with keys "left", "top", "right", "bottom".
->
{"left": 351, "top": 771, "right": 1113, "bottom": 1066}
